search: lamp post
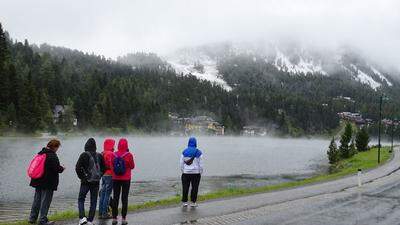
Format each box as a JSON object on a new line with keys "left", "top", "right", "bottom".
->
{"left": 391, "top": 120, "right": 394, "bottom": 153}
{"left": 378, "top": 95, "right": 389, "bottom": 164}
{"left": 391, "top": 118, "right": 397, "bottom": 153}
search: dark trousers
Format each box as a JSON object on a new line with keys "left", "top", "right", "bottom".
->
{"left": 181, "top": 173, "right": 201, "bottom": 203}
{"left": 29, "top": 188, "right": 54, "bottom": 224}
{"left": 78, "top": 183, "right": 99, "bottom": 222}
{"left": 112, "top": 180, "right": 130, "bottom": 219}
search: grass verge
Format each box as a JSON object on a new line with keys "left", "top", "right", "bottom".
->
{"left": 0, "top": 147, "right": 392, "bottom": 225}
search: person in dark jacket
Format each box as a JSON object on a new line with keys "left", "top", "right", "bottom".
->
{"left": 75, "top": 138, "right": 105, "bottom": 225}
{"left": 29, "top": 139, "right": 65, "bottom": 225}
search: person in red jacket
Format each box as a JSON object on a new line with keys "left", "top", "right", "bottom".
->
{"left": 98, "top": 138, "right": 115, "bottom": 219}
{"left": 111, "top": 138, "right": 135, "bottom": 225}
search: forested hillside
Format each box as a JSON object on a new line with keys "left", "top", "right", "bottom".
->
{"left": 1, "top": 22, "right": 400, "bottom": 136}
{"left": 0, "top": 23, "right": 231, "bottom": 134}
{"left": 217, "top": 53, "right": 400, "bottom": 136}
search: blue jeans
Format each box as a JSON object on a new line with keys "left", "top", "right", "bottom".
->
{"left": 78, "top": 183, "right": 99, "bottom": 222}
{"left": 99, "top": 176, "right": 113, "bottom": 216}
{"left": 29, "top": 188, "right": 54, "bottom": 225}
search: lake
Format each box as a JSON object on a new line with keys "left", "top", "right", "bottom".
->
{"left": 0, "top": 136, "right": 330, "bottom": 221}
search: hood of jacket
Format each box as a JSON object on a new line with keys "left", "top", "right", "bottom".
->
{"left": 188, "top": 137, "right": 197, "bottom": 148}
{"left": 117, "top": 138, "right": 129, "bottom": 153}
{"left": 103, "top": 139, "right": 115, "bottom": 152}
{"left": 183, "top": 137, "right": 201, "bottom": 158}
{"left": 85, "top": 138, "right": 97, "bottom": 152}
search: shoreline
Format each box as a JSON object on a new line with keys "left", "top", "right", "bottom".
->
{"left": 0, "top": 130, "right": 395, "bottom": 141}
{"left": 0, "top": 146, "right": 392, "bottom": 225}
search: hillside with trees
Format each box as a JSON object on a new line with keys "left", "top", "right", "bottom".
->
{"left": 1, "top": 22, "right": 400, "bottom": 136}
{"left": 0, "top": 23, "right": 231, "bottom": 134}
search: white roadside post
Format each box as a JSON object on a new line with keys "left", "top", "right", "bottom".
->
{"left": 357, "top": 169, "right": 362, "bottom": 187}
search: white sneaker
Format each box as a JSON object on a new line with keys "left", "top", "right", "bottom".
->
{"left": 182, "top": 202, "right": 188, "bottom": 207}
{"left": 190, "top": 202, "right": 198, "bottom": 207}
{"left": 79, "top": 217, "right": 87, "bottom": 225}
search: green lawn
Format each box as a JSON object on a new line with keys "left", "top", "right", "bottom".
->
{"left": 0, "top": 147, "right": 392, "bottom": 225}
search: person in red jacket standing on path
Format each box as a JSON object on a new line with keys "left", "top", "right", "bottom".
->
{"left": 111, "top": 138, "right": 135, "bottom": 225}
{"left": 98, "top": 138, "right": 115, "bottom": 219}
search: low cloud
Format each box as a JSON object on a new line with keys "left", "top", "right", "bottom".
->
{"left": 1, "top": 0, "right": 399, "bottom": 69}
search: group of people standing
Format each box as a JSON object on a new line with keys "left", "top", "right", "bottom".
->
{"left": 27, "top": 137, "right": 204, "bottom": 225}
{"left": 75, "top": 138, "right": 135, "bottom": 225}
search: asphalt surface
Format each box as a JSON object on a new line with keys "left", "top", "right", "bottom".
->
{"left": 67, "top": 148, "right": 400, "bottom": 225}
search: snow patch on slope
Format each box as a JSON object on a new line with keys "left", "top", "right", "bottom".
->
{"left": 273, "top": 49, "right": 327, "bottom": 75}
{"left": 165, "top": 52, "right": 232, "bottom": 91}
{"left": 349, "top": 64, "right": 381, "bottom": 90}
{"left": 371, "top": 66, "right": 392, "bottom": 86}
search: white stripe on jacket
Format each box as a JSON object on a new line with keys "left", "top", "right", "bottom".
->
{"left": 180, "top": 154, "right": 203, "bottom": 174}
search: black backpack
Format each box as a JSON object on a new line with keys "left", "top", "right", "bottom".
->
{"left": 85, "top": 152, "right": 101, "bottom": 182}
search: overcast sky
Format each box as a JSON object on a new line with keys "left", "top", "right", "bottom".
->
{"left": 1, "top": 0, "right": 399, "bottom": 67}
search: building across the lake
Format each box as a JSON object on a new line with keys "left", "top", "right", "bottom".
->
{"left": 337, "top": 112, "right": 373, "bottom": 126}
{"left": 382, "top": 119, "right": 400, "bottom": 127}
{"left": 53, "top": 105, "right": 77, "bottom": 126}
{"left": 242, "top": 126, "right": 268, "bottom": 136}
{"left": 169, "top": 114, "right": 224, "bottom": 135}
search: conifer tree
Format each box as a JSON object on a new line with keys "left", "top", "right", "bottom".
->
{"left": 7, "top": 64, "right": 19, "bottom": 107}
{"left": 340, "top": 123, "right": 353, "bottom": 158}
{"left": 59, "top": 98, "right": 76, "bottom": 131}
{"left": 6, "top": 103, "right": 17, "bottom": 127}
{"left": 91, "top": 105, "right": 105, "bottom": 129}
{"left": 38, "top": 91, "right": 54, "bottom": 130}
{"left": 355, "top": 127, "right": 370, "bottom": 151}
{"left": 349, "top": 139, "right": 357, "bottom": 157}
{"left": 327, "top": 137, "right": 340, "bottom": 164}
{"left": 0, "top": 23, "right": 10, "bottom": 111}
{"left": 0, "top": 23, "right": 8, "bottom": 69}
{"left": 18, "top": 74, "right": 41, "bottom": 132}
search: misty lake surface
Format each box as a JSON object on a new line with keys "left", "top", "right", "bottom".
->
{"left": 0, "top": 136, "right": 330, "bottom": 221}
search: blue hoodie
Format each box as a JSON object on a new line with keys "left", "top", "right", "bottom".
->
{"left": 182, "top": 137, "right": 202, "bottom": 157}
{"left": 180, "top": 137, "right": 203, "bottom": 174}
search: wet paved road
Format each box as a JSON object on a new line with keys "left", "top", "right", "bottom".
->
{"left": 64, "top": 148, "right": 400, "bottom": 225}
{"left": 173, "top": 171, "right": 400, "bottom": 225}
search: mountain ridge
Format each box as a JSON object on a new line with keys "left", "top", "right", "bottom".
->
{"left": 154, "top": 42, "right": 397, "bottom": 91}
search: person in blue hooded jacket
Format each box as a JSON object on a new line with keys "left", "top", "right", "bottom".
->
{"left": 180, "top": 137, "right": 203, "bottom": 207}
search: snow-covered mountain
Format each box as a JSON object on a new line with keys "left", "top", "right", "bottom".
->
{"left": 162, "top": 42, "right": 396, "bottom": 91}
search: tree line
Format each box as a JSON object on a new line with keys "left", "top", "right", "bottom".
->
{"left": 1, "top": 22, "right": 400, "bottom": 135}
{"left": 327, "top": 123, "right": 370, "bottom": 166}
{"left": 0, "top": 23, "right": 232, "bottom": 134}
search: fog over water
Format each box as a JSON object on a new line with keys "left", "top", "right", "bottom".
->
{"left": 0, "top": 136, "right": 329, "bottom": 221}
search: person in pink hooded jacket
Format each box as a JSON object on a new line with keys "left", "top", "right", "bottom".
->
{"left": 111, "top": 138, "right": 135, "bottom": 225}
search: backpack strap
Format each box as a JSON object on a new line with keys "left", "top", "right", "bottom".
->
{"left": 114, "top": 152, "right": 129, "bottom": 158}
{"left": 85, "top": 151, "right": 98, "bottom": 163}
